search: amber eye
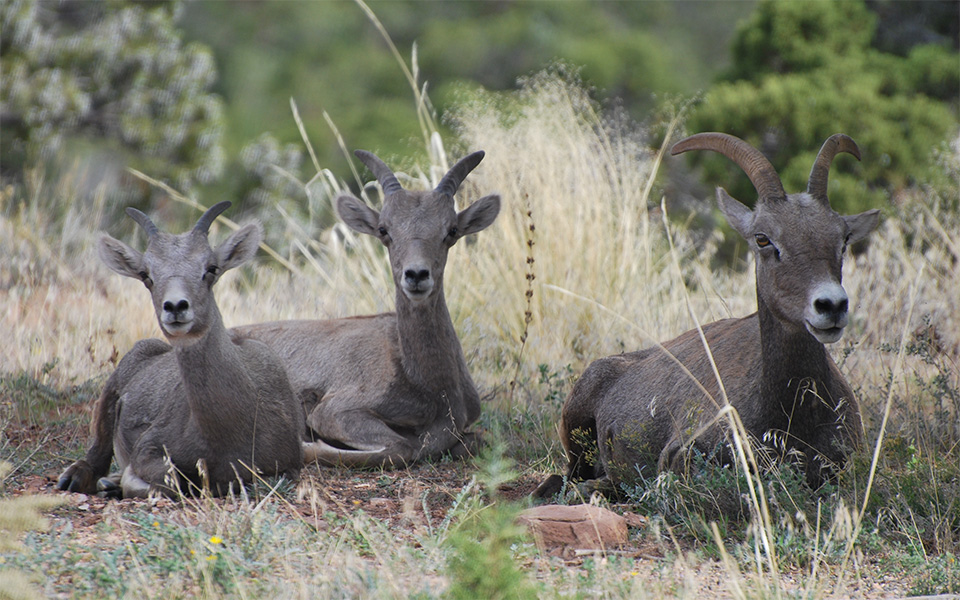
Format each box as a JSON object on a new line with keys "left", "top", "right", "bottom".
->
{"left": 755, "top": 234, "right": 771, "bottom": 248}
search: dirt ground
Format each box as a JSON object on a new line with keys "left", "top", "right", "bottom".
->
{"left": 5, "top": 456, "right": 923, "bottom": 600}
{"left": 13, "top": 460, "right": 542, "bottom": 537}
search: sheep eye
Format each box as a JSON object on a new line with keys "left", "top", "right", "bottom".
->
{"left": 447, "top": 226, "right": 458, "bottom": 239}
{"left": 755, "top": 234, "right": 771, "bottom": 248}
{"left": 139, "top": 271, "right": 153, "bottom": 287}
{"left": 203, "top": 265, "right": 220, "bottom": 282}
{"left": 378, "top": 226, "right": 388, "bottom": 237}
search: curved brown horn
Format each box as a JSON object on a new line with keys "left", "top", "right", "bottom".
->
{"left": 125, "top": 207, "right": 160, "bottom": 239}
{"left": 671, "top": 133, "right": 786, "bottom": 204}
{"left": 354, "top": 150, "right": 403, "bottom": 196}
{"left": 806, "top": 134, "right": 860, "bottom": 202}
{"left": 435, "top": 151, "right": 485, "bottom": 198}
{"left": 194, "top": 201, "right": 232, "bottom": 235}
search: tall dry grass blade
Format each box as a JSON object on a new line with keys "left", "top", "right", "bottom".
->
{"left": 125, "top": 168, "right": 298, "bottom": 274}
{"left": 639, "top": 104, "right": 689, "bottom": 282}
{"left": 710, "top": 522, "right": 748, "bottom": 600}
{"left": 290, "top": 97, "right": 322, "bottom": 174}
{"left": 836, "top": 263, "right": 926, "bottom": 593}
{"left": 659, "top": 196, "right": 782, "bottom": 591}
{"left": 919, "top": 201, "right": 960, "bottom": 260}
{"left": 267, "top": 163, "right": 304, "bottom": 190}
{"left": 322, "top": 111, "right": 364, "bottom": 192}
{"left": 352, "top": 0, "right": 438, "bottom": 149}
{"left": 660, "top": 195, "right": 731, "bottom": 410}
{"left": 541, "top": 284, "right": 648, "bottom": 336}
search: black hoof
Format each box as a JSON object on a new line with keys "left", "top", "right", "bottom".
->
{"left": 532, "top": 474, "right": 565, "bottom": 500}
{"left": 97, "top": 477, "right": 122, "bottom": 499}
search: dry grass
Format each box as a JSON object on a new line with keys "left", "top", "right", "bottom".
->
{"left": 5, "top": 77, "right": 956, "bottom": 444}
{"left": 2, "top": 69, "right": 958, "bottom": 598}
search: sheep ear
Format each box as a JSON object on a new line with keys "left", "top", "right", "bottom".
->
{"left": 844, "top": 209, "right": 880, "bottom": 245}
{"left": 457, "top": 194, "right": 500, "bottom": 237}
{"left": 214, "top": 223, "right": 263, "bottom": 272}
{"left": 98, "top": 235, "right": 144, "bottom": 280}
{"left": 716, "top": 187, "right": 754, "bottom": 239}
{"left": 336, "top": 194, "right": 381, "bottom": 237}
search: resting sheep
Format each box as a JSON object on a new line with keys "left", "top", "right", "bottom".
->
{"left": 234, "top": 151, "right": 500, "bottom": 467}
{"left": 536, "top": 133, "right": 879, "bottom": 498}
{"left": 58, "top": 202, "right": 304, "bottom": 498}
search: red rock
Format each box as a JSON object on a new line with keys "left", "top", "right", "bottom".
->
{"left": 518, "top": 504, "right": 627, "bottom": 553}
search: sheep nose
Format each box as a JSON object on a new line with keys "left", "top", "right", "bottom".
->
{"left": 814, "top": 295, "right": 848, "bottom": 319}
{"left": 404, "top": 268, "right": 430, "bottom": 285}
{"left": 163, "top": 298, "right": 190, "bottom": 314}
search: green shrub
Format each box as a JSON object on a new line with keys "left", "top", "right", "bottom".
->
{"left": 444, "top": 447, "right": 538, "bottom": 600}
{"left": 689, "top": 0, "right": 958, "bottom": 214}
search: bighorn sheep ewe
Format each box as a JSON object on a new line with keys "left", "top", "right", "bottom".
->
{"left": 58, "top": 202, "right": 304, "bottom": 498}
{"left": 234, "top": 150, "right": 500, "bottom": 468}
{"left": 536, "top": 133, "right": 879, "bottom": 498}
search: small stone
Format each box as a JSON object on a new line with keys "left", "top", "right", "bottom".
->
{"left": 621, "top": 511, "right": 648, "bottom": 529}
{"left": 369, "top": 497, "right": 395, "bottom": 511}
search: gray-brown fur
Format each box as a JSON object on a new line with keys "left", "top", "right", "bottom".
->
{"left": 58, "top": 202, "right": 303, "bottom": 498}
{"left": 234, "top": 150, "right": 500, "bottom": 468}
{"left": 536, "top": 133, "right": 879, "bottom": 498}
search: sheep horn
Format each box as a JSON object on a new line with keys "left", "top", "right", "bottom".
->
{"left": 125, "top": 207, "right": 160, "bottom": 239}
{"left": 355, "top": 150, "right": 403, "bottom": 197}
{"left": 435, "top": 151, "right": 485, "bottom": 198}
{"left": 194, "top": 201, "right": 232, "bottom": 235}
{"left": 807, "top": 134, "right": 860, "bottom": 204}
{"left": 671, "top": 133, "right": 786, "bottom": 204}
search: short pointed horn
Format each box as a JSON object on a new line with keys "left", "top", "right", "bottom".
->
{"left": 435, "top": 151, "right": 485, "bottom": 198}
{"left": 194, "top": 201, "right": 232, "bottom": 235}
{"left": 354, "top": 150, "right": 403, "bottom": 196}
{"left": 671, "top": 133, "right": 786, "bottom": 204}
{"left": 125, "top": 207, "right": 160, "bottom": 239}
{"left": 807, "top": 134, "right": 860, "bottom": 203}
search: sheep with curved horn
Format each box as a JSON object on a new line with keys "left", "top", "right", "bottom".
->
{"left": 58, "top": 202, "right": 303, "bottom": 498}
{"left": 535, "top": 132, "right": 879, "bottom": 499}
{"left": 235, "top": 150, "right": 500, "bottom": 468}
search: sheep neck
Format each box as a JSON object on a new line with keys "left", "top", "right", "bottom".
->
{"left": 174, "top": 306, "right": 256, "bottom": 438}
{"left": 394, "top": 285, "right": 470, "bottom": 398}
{"left": 757, "top": 295, "right": 835, "bottom": 411}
